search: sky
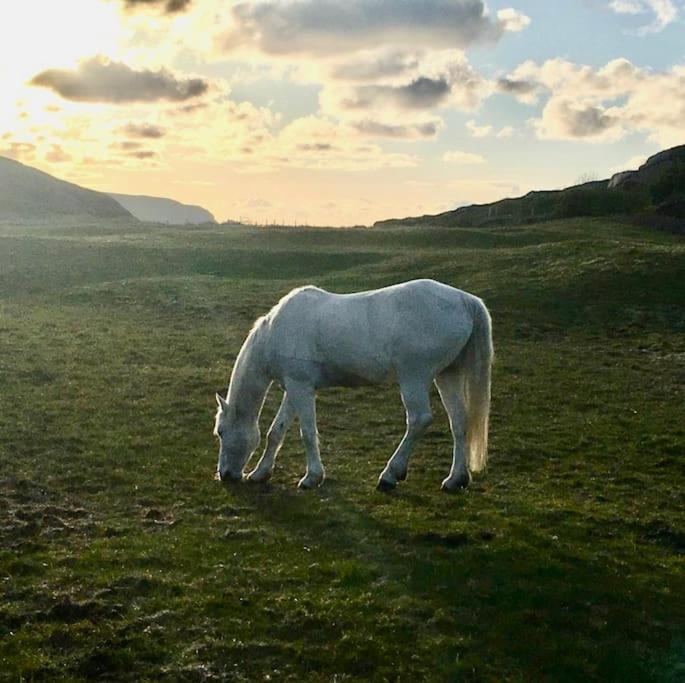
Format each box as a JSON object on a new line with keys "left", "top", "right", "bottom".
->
{"left": 1, "top": 0, "right": 684, "bottom": 226}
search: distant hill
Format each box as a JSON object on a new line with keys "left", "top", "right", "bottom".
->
{"left": 109, "top": 193, "right": 216, "bottom": 225}
{"left": 0, "top": 156, "right": 134, "bottom": 223}
{"left": 375, "top": 145, "right": 685, "bottom": 229}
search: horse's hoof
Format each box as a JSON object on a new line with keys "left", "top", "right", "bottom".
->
{"left": 441, "top": 476, "right": 470, "bottom": 493}
{"left": 376, "top": 477, "right": 397, "bottom": 492}
{"left": 298, "top": 472, "right": 324, "bottom": 490}
{"left": 396, "top": 469, "right": 408, "bottom": 482}
{"left": 246, "top": 469, "right": 272, "bottom": 484}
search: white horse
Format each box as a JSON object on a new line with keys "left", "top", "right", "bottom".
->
{"left": 214, "top": 279, "right": 493, "bottom": 492}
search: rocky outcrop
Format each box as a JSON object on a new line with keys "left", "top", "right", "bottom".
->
{"left": 376, "top": 144, "right": 685, "bottom": 228}
{"left": 608, "top": 171, "right": 638, "bottom": 189}
{"left": 609, "top": 145, "right": 685, "bottom": 189}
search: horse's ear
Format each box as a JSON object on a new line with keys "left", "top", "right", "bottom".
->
{"left": 215, "top": 393, "right": 228, "bottom": 411}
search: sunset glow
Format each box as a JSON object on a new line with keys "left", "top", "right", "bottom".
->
{"left": 2, "top": 0, "right": 684, "bottom": 225}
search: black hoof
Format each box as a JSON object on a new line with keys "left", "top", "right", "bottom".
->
{"left": 441, "top": 477, "right": 470, "bottom": 493}
{"left": 246, "top": 471, "right": 272, "bottom": 485}
{"left": 376, "top": 478, "right": 397, "bottom": 492}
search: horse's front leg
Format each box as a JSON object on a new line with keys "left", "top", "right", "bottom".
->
{"left": 246, "top": 392, "right": 296, "bottom": 483}
{"left": 377, "top": 378, "right": 433, "bottom": 491}
{"left": 285, "top": 380, "right": 325, "bottom": 490}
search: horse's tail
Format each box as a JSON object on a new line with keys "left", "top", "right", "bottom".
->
{"left": 458, "top": 296, "right": 493, "bottom": 473}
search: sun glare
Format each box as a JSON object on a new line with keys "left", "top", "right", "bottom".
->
{"left": 0, "top": 1, "right": 122, "bottom": 86}
{"left": 0, "top": 1, "right": 126, "bottom": 145}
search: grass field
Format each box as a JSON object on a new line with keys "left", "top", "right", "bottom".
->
{"left": 0, "top": 218, "right": 683, "bottom": 681}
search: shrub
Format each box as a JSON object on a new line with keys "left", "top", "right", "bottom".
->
{"left": 554, "top": 187, "right": 649, "bottom": 219}
{"left": 650, "top": 163, "right": 685, "bottom": 204}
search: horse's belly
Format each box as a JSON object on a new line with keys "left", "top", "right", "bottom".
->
{"left": 317, "top": 361, "right": 392, "bottom": 388}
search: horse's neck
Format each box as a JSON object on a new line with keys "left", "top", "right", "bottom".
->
{"left": 227, "top": 322, "right": 271, "bottom": 423}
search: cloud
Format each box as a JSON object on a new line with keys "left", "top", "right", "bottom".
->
{"left": 121, "top": 0, "right": 192, "bottom": 13}
{"left": 121, "top": 123, "right": 166, "bottom": 138}
{"left": 126, "top": 150, "right": 157, "bottom": 159}
{"left": 269, "top": 115, "right": 419, "bottom": 170}
{"left": 608, "top": 0, "right": 679, "bottom": 33}
{"left": 534, "top": 98, "right": 623, "bottom": 141}
{"left": 246, "top": 198, "right": 273, "bottom": 209}
{"left": 609, "top": 0, "right": 644, "bottom": 13}
{"left": 219, "top": 0, "right": 530, "bottom": 56}
{"left": 464, "top": 120, "right": 515, "bottom": 139}
{"left": 500, "top": 57, "right": 685, "bottom": 145}
{"left": 496, "top": 77, "right": 538, "bottom": 103}
{"left": 496, "top": 7, "right": 531, "bottom": 31}
{"left": 330, "top": 51, "right": 421, "bottom": 82}
{"left": 1, "top": 141, "right": 37, "bottom": 161}
{"left": 321, "top": 54, "right": 490, "bottom": 126}
{"left": 352, "top": 119, "right": 442, "bottom": 139}
{"left": 111, "top": 141, "right": 143, "bottom": 151}
{"left": 30, "top": 57, "right": 209, "bottom": 103}
{"left": 337, "top": 77, "right": 452, "bottom": 111}
{"left": 442, "top": 150, "right": 485, "bottom": 164}
{"left": 466, "top": 120, "right": 493, "bottom": 137}
{"left": 45, "top": 144, "right": 72, "bottom": 163}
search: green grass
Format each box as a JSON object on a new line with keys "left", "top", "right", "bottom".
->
{"left": 0, "top": 218, "right": 683, "bottom": 681}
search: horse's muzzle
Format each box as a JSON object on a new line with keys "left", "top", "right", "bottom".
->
{"left": 218, "top": 469, "right": 243, "bottom": 483}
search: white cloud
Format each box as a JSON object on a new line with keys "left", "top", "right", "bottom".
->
{"left": 534, "top": 98, "right": 625, "bottom": 142}
{"left": 466, "top": 120, "right": 493, "bottom": 137}
{"left": 610, "top": 0, "right": 644, "bottom": 14}
{"left": 496, "top": 7, "right": 531, "bottom": 32}
{"left": 263, "top": 115, "right": 419, "bottom": 171}
{"left": 500, "top": 58, "right": 685, "bottom": 146}
{"left": 317, "top": 50, "right": 493, "bottom": 141}
{"left": 442, "top": 150, "right": 486, "bottom": 163}
{"left": 608, "top": 0, "right": 680, "bottom": 33}
{"left": 321, "top": 54, "right": 490, "bottom": 120}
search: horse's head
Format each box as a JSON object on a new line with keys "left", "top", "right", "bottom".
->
{"left": 214, "top": 393, "right": 260, "bottom": 481}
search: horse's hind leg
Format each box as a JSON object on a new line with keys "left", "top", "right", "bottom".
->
{"left": 377, "top": 379, "right": 433, "bottom": 491}
{"left": 435, "top": 368, "right": 470, "bottom": 492}
{"left": 246, "top": 392, "right": 296, "bottom": 483}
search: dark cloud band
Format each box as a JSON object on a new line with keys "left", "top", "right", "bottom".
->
{"left": 341, "top": 77, "right": 452, "bottom": 111}
{"left": 30, "top": 58, "right": 208, "bottom": 104}
{"left": 496, "top": 77, "right": 537, "bottom": 97}
{"left": 122, "top": 0, "right": 192, "bottom": 13}
{"left": 121, "top": 123, "right": 166, "bottom": 138}
{"left": 353, "top": 120, "right": 441, "bottom": 139}
{"left": 221, "top": 0, "right": 522, "bottom": 56}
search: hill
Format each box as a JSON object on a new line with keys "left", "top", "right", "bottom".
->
{"left": 375, "top": 144, "right": 685, "bottom": 229}
{"left": 109, "top": 193, "right": 216, "bottom": 225}
{"left": 0, "top": 156, "right": 134, "bottom": 223}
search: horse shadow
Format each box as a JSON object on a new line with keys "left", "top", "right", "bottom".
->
{"left": 216, "top": 476, "right": 678, "bottom": 680}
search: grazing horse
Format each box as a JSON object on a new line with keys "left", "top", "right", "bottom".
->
{"left": 214, "top": 279, "right": 493, "bottom": 492}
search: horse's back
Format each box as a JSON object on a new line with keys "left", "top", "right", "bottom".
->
{"left": 265, "top": 280, "right": 478, "bottom": 386}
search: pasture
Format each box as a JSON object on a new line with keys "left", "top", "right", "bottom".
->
{"left": 0, "top": 218, "right": 683, "bottom": 680}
